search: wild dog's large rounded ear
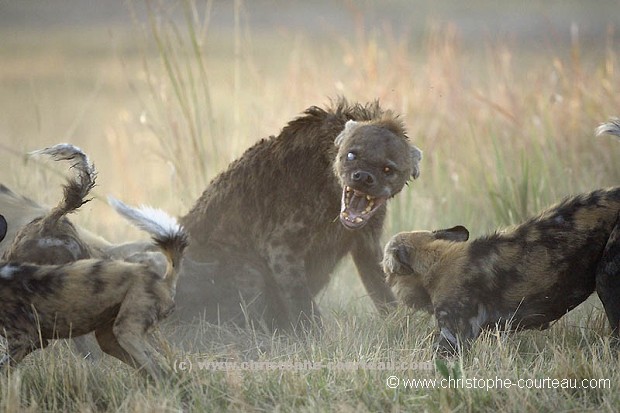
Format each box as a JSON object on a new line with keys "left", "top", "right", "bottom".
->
{"left": 410, "top": 145, "right": 422, "bottom": 179}
{"left": 0, "top": 214, "right": 7, "bottom": 243}
{"left": 335, "top": 120, "right": 361, "bottom": 147}
{"left": 432, "top": 225, "right": 469, "bottom": 242}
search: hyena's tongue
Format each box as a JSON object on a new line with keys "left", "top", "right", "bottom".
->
{"left": 339, "top": 186, "right": 386, "bottom": 229}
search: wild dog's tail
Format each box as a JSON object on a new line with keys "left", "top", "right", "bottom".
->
{"left": 596, "top": 118, "right": 620, "bottom": 139}
{"left": 30, "top": 143, "right": 96, "bottom": 231}
{"left": 107, "top": 197, "right": 188, "bottom": 293}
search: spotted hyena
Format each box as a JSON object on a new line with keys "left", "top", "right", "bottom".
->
{"left": 176, "top": 98, "right": 422, "bottom": 330}
{"left": 382, "top": 119, "right": 620, "bottom": 354}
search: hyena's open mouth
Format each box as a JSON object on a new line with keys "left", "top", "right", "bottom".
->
{"left": 339, "top": 186, "right": 387, "bottom": 229}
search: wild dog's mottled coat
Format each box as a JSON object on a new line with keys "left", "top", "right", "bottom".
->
{"left": 0, "top": 200, "right": 188, "bottom": 380}
{"left": 384, "top": 189, "right": 620, "bottom": 354}
{"left": 2, "top": 144, "right": 96, "bottom": 264}
{"left": 383, "top": 120, "right": 620, "bottom": 353}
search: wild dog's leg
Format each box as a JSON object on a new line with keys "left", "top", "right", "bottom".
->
{"left": 113, "top": 330, "right": 166, "bottom": 381}
{"left": 596, "top": 212, "right": 620, "bottom": 337}
{"left": 111, "top": 303, "right": 168, "bottom": 380}
{"left": 351, "top": 233, "right": 397, "bottom": 313}
{"left": 0, "top": 334, "right": 40, "bottom": 368}
{"left": 95, "top": 322, "right": 142, "bottom": 371}
{"left": 97, "top": 320, "right": 166, "bottom": 380}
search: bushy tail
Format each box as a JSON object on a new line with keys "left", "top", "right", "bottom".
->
{"left": 30, "top": 143, "right": 96, "bottom": 231}
{"left": 596, "top": 118, "right": 620, "bottom": 139}
{"left": 108, "top": 197, "right": 188, "bottom": 292}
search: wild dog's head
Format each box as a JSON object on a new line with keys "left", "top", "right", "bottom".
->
{"left": 382, "top": 226, "right": 469, "bottom": 312}
{"left": 333, "top": 117, "right": 422, "bottom": 229}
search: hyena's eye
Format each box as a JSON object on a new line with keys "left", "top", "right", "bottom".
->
{"left": 346, "top": 152, "right": 356, "bottom": 161}
{"left": 383, "top": 166, "right": 393, "bottom": 175}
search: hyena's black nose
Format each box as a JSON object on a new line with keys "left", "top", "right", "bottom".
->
{"left": 351, "top": 170, "right": 376, "bottom": 187}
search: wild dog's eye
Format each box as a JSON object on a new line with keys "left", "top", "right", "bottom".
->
{"left": 383, "top": 166, "right": 393, "bottom": 175}
{"left": 346, "top": 152, "right": 356, "bottom": 161}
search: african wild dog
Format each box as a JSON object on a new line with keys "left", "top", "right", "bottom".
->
{"left": 382, "top": 119, "right": 620, "bottom": 354}
{"left": 0, "top": 198, "right": 188, "bottom": 380}
{"left": 2, "top": 144, "right": 99, "bottom": 357}
{"left": 3, "top": 144, "right": 96, "bottom": 264}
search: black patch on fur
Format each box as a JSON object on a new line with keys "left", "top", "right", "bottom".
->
{"left": 0, "top": 214, "right": 7, "bottom": 242}
{"left": 115, "top": 270, "right": 132, "bottom": 288}
{"left": 88, "top": 261, "right": 107, "bottom": 294}
{"left": 30, "top": 270, "right": 66, "bottom": 296}
{"left": 596, "top": 212, "right": 620, "bottom": 334}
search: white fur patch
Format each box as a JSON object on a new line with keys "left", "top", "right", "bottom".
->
{"left": 468, "top": 303, "right": 488, "bottom": 338}
{"left": 37, "top": 237, "right": 82, "bottom": 259}
{"left": 0, "top": 264, "right": 19, "bottom": 280}
{"left": 596, "top": 118, "right": 620, "bottom": 138}
{"left": 108, "top": 196, "right": 182, "bottom": 239}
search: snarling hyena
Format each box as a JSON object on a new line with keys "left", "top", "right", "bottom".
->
{"left": 0, "top": 198, "right": 188, "bottom": 380}
{"left": 176, "top": 98, "right": 422, "bottom": 330}
{"left": 382, "top": 119, "right": 620, "bottom": 354}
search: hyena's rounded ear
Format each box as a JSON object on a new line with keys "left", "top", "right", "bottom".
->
{"left": 0, "top": 214, "right": 7, "bottom": 243}
{"left": 410, "top": 145, "right": 422, "bottom": 180}
{"left": 432, "top": 225, "right": 469, "bottom": 242}
{"left": 335, "top": 120, "right": 361, "bottom": 147}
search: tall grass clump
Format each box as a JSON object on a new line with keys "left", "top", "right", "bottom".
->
{"left": 127, "top": 0, "right": 218, "bottom": 206}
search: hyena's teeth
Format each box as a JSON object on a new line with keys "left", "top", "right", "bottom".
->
{"left": 366, "top": 195, "right": 372, "bottom": 201}
{"left": 354, "top": 217, "right": 363, "bottom": 223}
{"left": 342, "top": 211, "right": 349, "bottom": 218}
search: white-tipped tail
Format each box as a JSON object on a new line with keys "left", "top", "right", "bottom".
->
{"left": 596, "top": 118, "right": 620, "bottom": 138}
{"left": 30, "top": 143, "right": 95, "bottom": 177}
{"left": 30, "top": 143, "right": 97, "bottom": 228}
{"left": 108, "top": 196, "right": 188, "bottom": 290}
{"left": 108, "top": 196, "right": 183, "bottom": 241}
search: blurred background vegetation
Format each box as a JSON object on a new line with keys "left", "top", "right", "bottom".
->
{"left": 0, "top": 2, "right": 620, "bottom": 410}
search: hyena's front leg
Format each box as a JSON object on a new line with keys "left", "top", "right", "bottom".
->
{"left": 596, "top": 212, "right": 620, "bottom": 337}
{"left": 351, "top": 235, "right": 397, "bottom": 313}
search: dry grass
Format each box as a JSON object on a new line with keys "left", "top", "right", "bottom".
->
{"left": 1, "top": 1, "right": 620, "bottom": 411}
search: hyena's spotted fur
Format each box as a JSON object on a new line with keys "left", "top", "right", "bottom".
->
{"left": 383, "top": 120, "right": 620, "bottom": 354}
{"left": 0, "top": 199, "right": 188, "bottom": 381}
{"left": 177, "top": 98, "right": 422, "bottom": 330}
